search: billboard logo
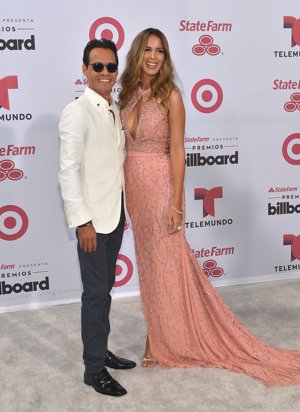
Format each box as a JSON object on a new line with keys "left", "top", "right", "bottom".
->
{"left": 89, "top": 17, "right": 125, "bottom": 50}
{"left": 282, "top": 133, "right": 300, "bottom": 165}
{"left": 283, "top": 16, "right": 300, "bottom": 47}
{"left": 0, "top": 159, "right": 24, "bottom": 181}
{"left": 114, "top": 254, "right": 133, "bottom": 287}
{"left": 0, "top": 205, "right": 28, "bottom": 241}
{"left": 194, "top": 186, "right": 223, "bottom": 217}
{"left": 283, "top": 234, "right": 300, "bottom": 261}
{"left": 284, "top": 93, "right": 300, "bottom": 112}
{"left": 0, "top": 76, "right": 18, "bottom": 110}
{"left": 192, "top": 35, "right": 221, "bottom": 56}
{"left": 202, "top": 259, "right": 224, "bottom": 277}
{"left": 0, "top": 277, "right": 49, "bottom": 295}
{"left": 0, "top": 35, "right": 35, "bottom": 51}
{"left": 191, "top": 79, "right": 223, "bottom": 113}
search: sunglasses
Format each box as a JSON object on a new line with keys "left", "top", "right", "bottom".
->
{"left": 89, "top": 62, "right": 118, "bottom": 73}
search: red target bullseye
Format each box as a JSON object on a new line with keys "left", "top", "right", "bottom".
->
{"left": 114, "top": 254, "right": 133, "bottom": 287}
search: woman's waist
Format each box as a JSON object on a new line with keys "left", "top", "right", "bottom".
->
{"left": 126, "top": 150, "right": 169, "bottom": 158}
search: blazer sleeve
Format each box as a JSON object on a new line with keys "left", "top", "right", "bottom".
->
{"left": 58, "top": 103, "right": 92, "bottom": 228}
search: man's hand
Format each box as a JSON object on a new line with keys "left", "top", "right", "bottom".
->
{"left": 78, "top": 225, "right": 97, "bottom": 253}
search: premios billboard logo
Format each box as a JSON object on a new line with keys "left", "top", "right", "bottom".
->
{"left": 0, "top": 261, "right": 50, "bottom": 295}
{"left": 0, "top": 18, "right": 35, "bottom": 51}
{"left": 185, "top": 135, "right": 239, "bottom": 168}
{"left": 267, "top": 185, "right": 299, "bottom": 217}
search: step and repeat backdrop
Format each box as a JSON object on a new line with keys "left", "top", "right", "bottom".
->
{"left": 1, "top": 1, "right": 300, "bottom": 312}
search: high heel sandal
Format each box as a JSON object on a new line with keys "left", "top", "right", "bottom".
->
{"left": 142, "top": 356, "right": 158, "bottom": 367}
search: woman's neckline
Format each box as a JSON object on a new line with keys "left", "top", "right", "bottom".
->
{"left": 138, "top": 85, "right": 151, "bottom": 96}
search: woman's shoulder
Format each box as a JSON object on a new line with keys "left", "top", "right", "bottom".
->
{"left": 169, "top": 87, "right": 184, "bottom": 108}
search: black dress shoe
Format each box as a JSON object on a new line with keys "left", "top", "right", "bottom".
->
{"left": 84, "top": 368, "right": 127, "bottom": 397}
{"left": 105, "top": 350, "right": 136, "bottom": 370}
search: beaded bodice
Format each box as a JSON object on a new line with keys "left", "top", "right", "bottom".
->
{"left": 121, "top": 87, "right": 170, "bottom": 153}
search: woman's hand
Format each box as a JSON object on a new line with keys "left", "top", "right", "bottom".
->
{"left": 167, "top": 206, "right": 183, "bottom": 235}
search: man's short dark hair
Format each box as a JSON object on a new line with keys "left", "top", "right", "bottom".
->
{"left": 82, "top": 39, "right": 119, "bottom": 66}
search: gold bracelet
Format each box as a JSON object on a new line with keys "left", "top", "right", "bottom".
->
{"left": 171, "top": 205, "right": 183, "bottom": 215}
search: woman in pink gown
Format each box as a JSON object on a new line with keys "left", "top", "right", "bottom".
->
{"left": 119, "top": 28, "right": 300, "bottom": 387}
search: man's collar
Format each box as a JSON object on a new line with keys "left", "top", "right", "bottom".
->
{"left": 84, "top": 87, "right": 114, "bottom": 109}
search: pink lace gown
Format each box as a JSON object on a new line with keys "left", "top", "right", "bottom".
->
{"left": 121, "top": 87, "right": 300, "bottom": 387}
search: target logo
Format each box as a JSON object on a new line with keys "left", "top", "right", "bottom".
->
{"left": 283, "top": 234, "right": 300, "bottom": 261}
{"left": 192, "top": 35, "right": 221, "bottom": 56}
{"left": 0, "top": 159, "right": 24, "bottom": 181}
{"left": 191, "top": 79, "right": 223, "bottom": 113}
{"left": 284, "top": 93, "right": 300, "bottom": 112}
{"left": 282, "top": 133, "right": 300, "bottom": 165}
{"left": 194, "top": 186, "right": 223, "bottom": 217}
{"left": 114, "top": 253, "right": 133, "bottom": 287}
{"left": 0, "top": 75, "right": 18, "bottom": 110}
{"left": 284, "top": 16, "right": 300, "bottom": 47}
{"left": 202, "top": 259, "right": 224, "bottom": 277}
{"left": 0, "top": 205, "right": 29, "bottom": 241}
{"left": 89, "top": 17, "right": 125, "bottom": 50}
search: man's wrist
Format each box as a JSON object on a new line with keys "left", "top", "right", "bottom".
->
{"left": 77, "top": 220, "right": 92, "bottom": 228}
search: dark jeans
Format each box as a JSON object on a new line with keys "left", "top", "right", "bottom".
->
{"left": 77, "top": 203, "right": 125, "bottom": 373}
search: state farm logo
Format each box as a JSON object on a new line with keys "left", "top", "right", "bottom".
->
{"left": 191, "top": 79, "right": 223, "bottom": 113}
{"left": 0, "top": 76, "right": 18, "bottom": 110}
{"left": 0, "top": 159, "right": 24, "bottom": 181}
{"left": 0, "top": 18, "right": 35, "bottom": 51}
{"left": 114, "top": 254, "right": 133, "bottom": 287}
{"left": 202, "top": 260, "right": 224, "bottom": 277}
{"left": 272, "top": 79, "right": 300, "bottom": 112}
{"left": 192, "top": 35, "right": 221, "bottom": 56}
{"left": 0, "top": 205, "right": 28, "bottom": 241}
{"left": 179, "top": 20, "right": 232, "bottom": 32}
{"left": 282, "top": 134, "right": 300, "bottom": 165}
{"left": 283, "top": 16, "right": 300, "bottom": 47}
{"left": 283, "top": 234, "right": 300, "bottom": 261}
{"left": 194, "top": 186, "right": 223, "bottom": 217}
{"left": 89, "top": 17, "right": 125, "bottom": 50}
{"left": 284, "top": 93, "right": 300, "bottom": 112}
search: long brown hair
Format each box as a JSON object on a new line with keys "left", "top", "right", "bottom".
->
{"left": 119, "top": 28, "right": 176, "bottom": 109}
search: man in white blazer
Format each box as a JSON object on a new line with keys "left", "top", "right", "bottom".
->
{"left": 59, "top": 39, "right": 135, "bottom": 397}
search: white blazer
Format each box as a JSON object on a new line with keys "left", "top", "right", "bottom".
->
{"left": 58, "top": 87, "right": 125, "bottom": 234}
